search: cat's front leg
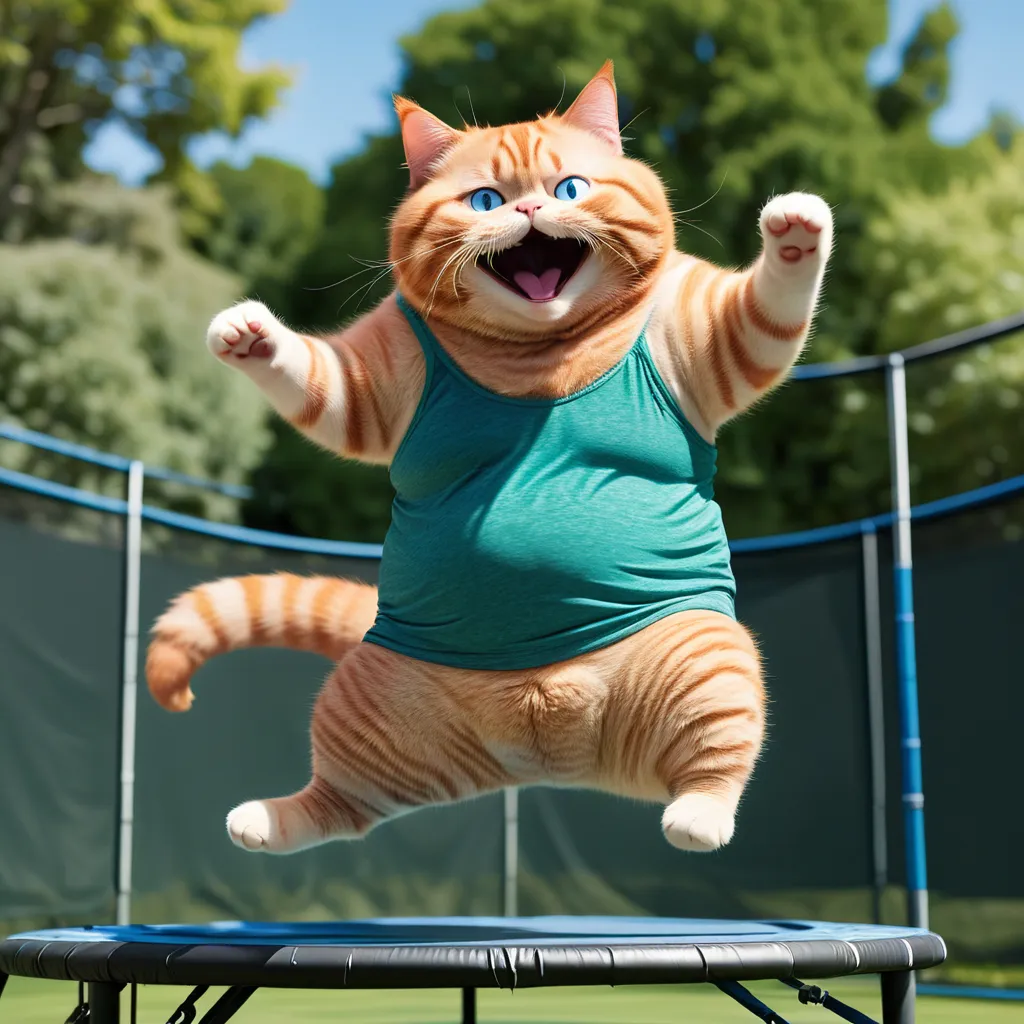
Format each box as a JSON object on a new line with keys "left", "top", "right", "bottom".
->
{"left": 751, "top": 191, "right": 833, "bottom": 329}
{"left": 207, "top": 300, "right": 345, "bottom": 452}
{"left": 662, "top": 192, "right": 833, "bottom": 433}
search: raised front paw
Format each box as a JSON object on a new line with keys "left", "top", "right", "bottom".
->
{"left": 760, "top": 192, "right": 833, "bottom": 266}
{"left": 207, "top": 301, "right": 280, "bottom": 361}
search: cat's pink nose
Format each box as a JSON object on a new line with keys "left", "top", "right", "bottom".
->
{"left": 516, "top": 199, "right": 544, "bottom": 219}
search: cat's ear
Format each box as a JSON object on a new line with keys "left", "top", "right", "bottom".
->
{"left": 394, "top": 96, "right": 462, "bottom": 189}
{"left": 561, "top": 60, "right": 622, "bottom": 155}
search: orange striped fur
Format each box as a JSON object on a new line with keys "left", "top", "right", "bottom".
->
{"left": 146, "top": 574, "right": 377, "bottom": 712}
{"left": 161, "top": 61, "right": 833, "bottom": 855}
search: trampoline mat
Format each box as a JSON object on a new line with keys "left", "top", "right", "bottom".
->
{"left": 1, "top": 916, "right": 946, "bottom": 989}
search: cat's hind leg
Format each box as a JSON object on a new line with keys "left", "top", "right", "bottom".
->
{"left": 226, "top": 642, "right": 513, "bottom": 853}
{"left": 606, "top": 610, "right": 766, "bottom": 853}
{"left": 226, "top": 777, "right": 371, "bottom": 853}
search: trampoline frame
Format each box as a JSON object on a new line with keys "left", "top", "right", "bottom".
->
{"left": 0, "top": 916, "right": 947, "bottom": 1024}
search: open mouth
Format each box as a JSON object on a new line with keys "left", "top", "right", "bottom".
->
{"left": 477, "top": 229, "right": 590, "bottom": 302}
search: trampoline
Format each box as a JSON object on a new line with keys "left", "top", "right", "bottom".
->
{"left": 0, "top": 915, "right": 945, "bottom": 1023}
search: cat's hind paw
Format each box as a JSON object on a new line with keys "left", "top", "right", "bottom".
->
{"left": 226, "top": 799, "right": 282, "bottom": 852}
{"left": 662, "top": 793, "right": 736, "bottom": 852}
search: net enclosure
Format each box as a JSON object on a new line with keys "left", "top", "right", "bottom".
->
{"left": 2, "top": 311, "right": 1024, "bottom": 1005}
{"left": 1, "top": 477, "right": 1020, "bottom": 968}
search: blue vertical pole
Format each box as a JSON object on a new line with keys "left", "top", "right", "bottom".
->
{"left": 885, "top": 354, "right": 928, "bottom": 931}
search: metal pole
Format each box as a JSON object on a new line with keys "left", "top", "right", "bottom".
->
{"left": 885, "top": 355, "right": 928, "bottom": 931}
{"left": 880, "top": 970, "right": 915, "bottom": 1024}
{"left": 88, "top": 982, "right": 123, "bottom": 1023}
{"left": 861, "top": 523, "right": 888, "bottom": 924}
{"left": 115, "top": 459, "right": 144, "bottom": 925}
{"left": 503, "top": 786, "right": 519, "bottom": 917}
{"left": 461, "top": 987, "right": 477, "bottom": 1024}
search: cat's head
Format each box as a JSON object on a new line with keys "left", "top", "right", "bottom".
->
{"left": 389, "top": 62, "right": 673, "bottom": 341}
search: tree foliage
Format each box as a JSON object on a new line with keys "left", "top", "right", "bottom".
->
{"left": 0, "top": 0, "right": 297, "bottom": 519}
{"left": 4, "top": 0, "right": 1021, "bottom": 546}
{"left": 191, "top": 155, "right": 325, "bottom": 314}
{"left": 246, "top": 0, "right": 1021, "bottom": 542}
{"left": 0, "top": 0, "right": 290, "bottom": 236}
{"left": 862, "top": 139, "right": 1024, "bottom": 505}
{"left": 0, "top": 178, "right": 269, "bottom": 520}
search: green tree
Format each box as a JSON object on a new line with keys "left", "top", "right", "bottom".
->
{"left": 0, "top": 0, "right": 290, "bottom": 235}
{"left": 191, "top": 156, "right": 325, "bottom": 313}
{"left": 0, "top": 177, "right": 270, "bottom": 521}
{"left": 862, "top": 139, "right": 1024, "bottom": 506}
{"left": 250, "top": 0, "right": 1006, "bottom": 542}
{"left": 875, "top": 4, "right": 957, "bottom": 132}
{"left": 243, "top": 418, "right": 397, "bottom": 542}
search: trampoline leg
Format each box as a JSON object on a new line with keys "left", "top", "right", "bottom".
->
{"left": 88, "top": 981, "right": 124, "bottom": 1023}
{"left": 880, "top": 971, "right": 914, "bottom": 1024}
{"left": 462, "top": 986, "right": 477, "bottom": 1024}
{"left": 197, "top": 985, "right": 257, "bottom": 1023}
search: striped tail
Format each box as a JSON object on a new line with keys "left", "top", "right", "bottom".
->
{"left": 145, "top": 573, "right": 378, "bottom": 712}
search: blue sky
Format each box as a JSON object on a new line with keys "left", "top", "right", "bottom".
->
{"left": 86, "top": 0, "right": 1024, "bottom": 186}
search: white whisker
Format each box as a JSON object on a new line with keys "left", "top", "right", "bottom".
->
{"left": 425, "top": 244, "right": 474, "bottom": 318}
{"left": 335, "top": 237, "right": 466, "bottom": 313}
{"left": 306, "top": 235, "right": 465, "bottom": 299}
{"left": 584, "top": 227, "right": 641, "bottom": 278}
{"left": 679, "top": 220, "right": 725, "bottom": 251}
{"left": 675, "top": 172, "right": 728, "bottom": 217}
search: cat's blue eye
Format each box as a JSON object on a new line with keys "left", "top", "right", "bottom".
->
{"left": 467, "top": 188, "right": 505, "bottom": 212}
{"left": 553, "top": 176, "right": 591, "bottom": 201}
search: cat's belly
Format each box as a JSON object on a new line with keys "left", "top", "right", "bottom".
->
{"left": 363, "top": 470, "right": 736, "bottom": 670}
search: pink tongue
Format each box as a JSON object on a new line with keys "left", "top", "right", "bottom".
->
{"left": 513, "top": 267, "right": 561, "bottom": 300}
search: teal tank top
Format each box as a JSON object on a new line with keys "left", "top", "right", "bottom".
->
{"left": 361, "top": 295, "right": 736, "bottom": 670}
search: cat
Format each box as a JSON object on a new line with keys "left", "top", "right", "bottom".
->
{"left": 146, "top": 61, "right": 832, "bottom": 857}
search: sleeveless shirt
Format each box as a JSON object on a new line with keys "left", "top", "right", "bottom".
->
{"left": 361, "top": 295, "right": 736, "bottom": 670}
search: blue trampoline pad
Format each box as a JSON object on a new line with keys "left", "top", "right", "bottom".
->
{"left": 1, "top": 915, "right": 946, "bottom": 990}
{"left": 4, "top": 915, "right": 936, "bottom": 947}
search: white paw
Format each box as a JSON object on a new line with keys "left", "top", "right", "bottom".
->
{"left": 206, "top": 301, "right": 280, "bottom": 361}
{"left": 227, "top": 800, "right": 280, "bottom": 852}
{"left": 662, "top": 793, "right": 736, "bottom": 852}
{"left": 760, "top": 192, "right": 833, "bottom": 266}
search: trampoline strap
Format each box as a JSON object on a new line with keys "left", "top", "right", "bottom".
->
{"left": 715, "top": 981, "right": 792, "bottom": 1023}
{"left": 64, "top": 981, "right": 89, "bottom": 1024}
{"left": 781, "top": 978, "right": 880, "bottom": 1024}
{"left": 166, "top": 985, "right": 209, "bottom": 1024}
{"left": 196, "top": 986, "right": 256, "bottom": 1024}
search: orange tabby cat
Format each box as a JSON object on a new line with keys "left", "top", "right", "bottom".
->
{"left": 147, "top": 62, "right": 832, "bottom": 856}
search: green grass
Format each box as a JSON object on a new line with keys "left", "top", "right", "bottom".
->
{"left": 3, "top": 976, "right": 1021, "bottom": 1023}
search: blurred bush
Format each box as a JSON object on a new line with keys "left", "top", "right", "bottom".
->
{"left": 0, "top": 180, "right": 269, "bottom": 521}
